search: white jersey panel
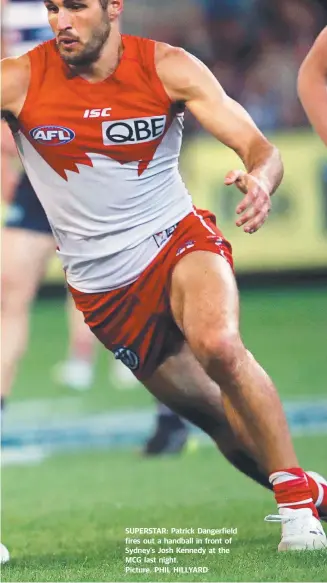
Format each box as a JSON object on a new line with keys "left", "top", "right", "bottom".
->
{"left": 15, "top": 115, "right": 193, "bottom": 292}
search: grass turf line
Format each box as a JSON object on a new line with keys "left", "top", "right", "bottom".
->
{"left": 2, "top": 436, "right": 327, "bottom": 582}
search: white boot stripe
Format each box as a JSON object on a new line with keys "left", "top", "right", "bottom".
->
{"left": 278, "top": 498, "right": 313, "bottom": 507}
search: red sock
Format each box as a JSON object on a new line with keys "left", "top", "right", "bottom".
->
{"left": 306, "top": 472, "right": 327, "bottom": 512}
{"left": 269, "top": 467, "right": 318, "bottom": 518}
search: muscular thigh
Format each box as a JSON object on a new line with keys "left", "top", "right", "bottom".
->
{"left": 1, "top": 228, "right": 55, "bottom": 308}
{"left": 170, "top": 250, "right": 240, "bottom": 357}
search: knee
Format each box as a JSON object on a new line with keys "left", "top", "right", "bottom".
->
{"left": 1, "top": 270, "right": 28, "bottom": 309}
{"left": 192, "top": 329, "right": 245, "bottom": 376}
{"left": 1, "top": 272, "right": 31, "bottom": 315}
{"left": 1, "top": 274, "right": 30, "bottom": 361}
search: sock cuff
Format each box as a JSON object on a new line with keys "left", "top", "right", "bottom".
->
{"left": 269, "top": 468, "right": 306, "bottom": 485}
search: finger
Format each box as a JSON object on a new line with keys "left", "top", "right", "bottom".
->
{"left": 234, "top": 175, "right": 249, "bottom": 194}
{"left": 237, "top": 185, "right": 270, "bottom": 215}
{"left": 236, "top": 198, "right": 270, "bottom": 228}
{"left": 236, "top": 185, "right": 262, "bottom": 216}
{"left": 224, "top": 169, "right": 246, "bottom": 185}
{"left": 243, "top": 205, "right": 271, "bottom": 233}
{"left": 236, "top": 190, "right": 257, "bottom": 215}
{"left": 236, "top": 206, "right": 256, "bottom": 227}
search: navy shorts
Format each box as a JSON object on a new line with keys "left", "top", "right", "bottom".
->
{"left": 4, "top": 173, "right": 52, "bottom": 234}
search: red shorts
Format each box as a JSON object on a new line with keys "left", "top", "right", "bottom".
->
{"left": 69, "top": 208, "right": 233, "bottom": 381}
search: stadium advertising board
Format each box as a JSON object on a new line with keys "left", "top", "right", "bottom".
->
{"left": 181, "top": 130, "right": 327, "bottom": 273}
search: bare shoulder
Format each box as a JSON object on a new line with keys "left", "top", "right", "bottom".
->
{"left": 1, "top": 54, "right": 30, "bottom": 82}
{"left": 155, "top": 42, "right": 207, "bottom": 78}
{"left": 1, "top": 54, "right": 31, "bottom": 115}
{"left": 154, "top": 41, "right": 214, "bottom": 102}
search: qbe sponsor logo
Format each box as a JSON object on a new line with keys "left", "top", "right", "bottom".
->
{"left": 102, "top": 115, "right": 166, "bottom": 146}
{"left": 30, "top": 125, "right": 75, "bottom": 146}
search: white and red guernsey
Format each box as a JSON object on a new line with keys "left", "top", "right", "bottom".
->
{"left": 15, "top": 35, "right": 193, "bottom": 291}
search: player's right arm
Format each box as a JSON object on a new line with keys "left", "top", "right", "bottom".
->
{"left": 298, "top": 27, "right": 327, "bottom": 146}
{"left": 1, "top": 55, "right": 31, "bottom": 118}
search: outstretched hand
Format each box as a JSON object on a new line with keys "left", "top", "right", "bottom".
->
{"left": 224, "top": 169, "right": 272, "bottom": 234}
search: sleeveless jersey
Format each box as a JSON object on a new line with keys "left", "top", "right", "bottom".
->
{"left": 2, "top": 0, "right": 53, "bottom": 56}
{"left": 15, "top": 35, "right": 193, "bottom": 292}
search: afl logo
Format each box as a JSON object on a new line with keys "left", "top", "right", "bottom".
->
{"left": 113, "top": 346, "right": 139, "bottom": 371}
{"left": 30, "top": 125, "right": 75, "bottom": 146}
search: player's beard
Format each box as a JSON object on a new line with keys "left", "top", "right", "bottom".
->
{"left": 59, "top": 15, "right": 111, "bottom": 68}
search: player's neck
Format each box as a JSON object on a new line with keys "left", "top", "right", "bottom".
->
{"left": 75, "top": 26, "right": 123, "bottom": 84}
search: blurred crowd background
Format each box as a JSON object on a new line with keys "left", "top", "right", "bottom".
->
{"left": 123, "top": 0, "right": 327, "bottom": 133}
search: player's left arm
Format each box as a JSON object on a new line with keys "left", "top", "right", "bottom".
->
{"left": 298, "top": 27, "right": 327, "bottom": 146}
{"left": 156, "top": 44, "right": 283, "bottom": 234}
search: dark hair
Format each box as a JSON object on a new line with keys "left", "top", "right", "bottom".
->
{"left": 99, "top": 0, "right": 109, "bottom": 8}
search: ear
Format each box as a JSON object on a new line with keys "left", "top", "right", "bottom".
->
{"left": 109, "top": 0, "right": 124, "bottom": 19}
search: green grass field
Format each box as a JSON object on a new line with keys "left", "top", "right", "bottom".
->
{"left": 2, "top": 286, "right": 327, "bottom": 582}
{"left": 2, "top": 441, "right": 327, "bottom": 582}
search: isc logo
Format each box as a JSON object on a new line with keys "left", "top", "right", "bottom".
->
{"left": 84, "top": 108, "right": 112, "bottom": 118}
{"left": 102, "top": 115, "right": 166, "bottom": 146}
{"left": 30, "top": 125, "right": 75, "bottom": 146}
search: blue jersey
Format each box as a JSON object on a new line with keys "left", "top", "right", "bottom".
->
{"left": 3, "top": 0, "right": 53, "bottom": 56}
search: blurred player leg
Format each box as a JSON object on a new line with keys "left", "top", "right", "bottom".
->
{"left": 1, "top": 120, "right": 55, "bottom": 408}
{"left": 111, "top": 354, "right": 138, "bottom": 390}
{"left": 53, "top": 296, "right": 140, "bottom": 390}
{"left": 1, "top": 226, "right": 54, "bottom": 407}
{"left": 0, "top": 542, "right": 10, "bottom": 565}
{"left": 143, "top": 402, "right": 189, "bottom": 456}
{"left": 53, "top": 295, "right": 145, "bottom": 391}
{"left": 1, "top": 118, "right": 22, "bottom": 182}
{"left": 52, "top": 295, "right": 96, "bottom": 390}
